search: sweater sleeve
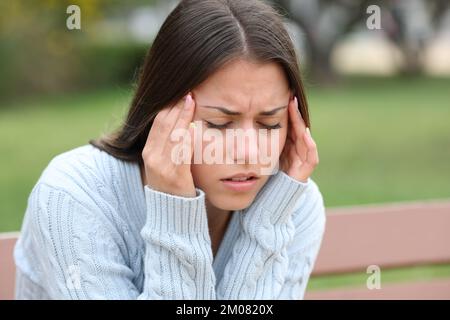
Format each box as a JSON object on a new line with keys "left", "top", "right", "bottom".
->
{"left": 139, "top": 186, "right": 216, "bottom": 299}
{"left": 216, "top": 171, "right": 326, "bottom": 300}
{"left": 276, "top": 178, "right": 326, "bottom": 299}
{"left": 17, "top": 182, "right": 216, "bottom": 299}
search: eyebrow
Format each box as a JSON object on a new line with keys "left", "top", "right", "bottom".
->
{"left": 199, "top": 105, "right": 287, "bottom": 116}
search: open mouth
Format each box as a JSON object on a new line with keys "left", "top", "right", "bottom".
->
{"left": 221, "top": 176, "right": 258, "bottom": 182}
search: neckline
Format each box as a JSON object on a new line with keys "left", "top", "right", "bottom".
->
{"left": 212, "top": 210, "right": 238, "bottom": 271}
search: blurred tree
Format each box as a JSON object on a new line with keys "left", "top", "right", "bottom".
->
{"left": 384, "top": 0, "right": 450, "bottom": 75}
{"left": 271, "top": 0, "right": 450, "bottom": 79}
{"left": 0, "top": 0, "right": 159, "bottom": 102}
{"left": 271, "top": 0, "right": 374, "bottom": 81}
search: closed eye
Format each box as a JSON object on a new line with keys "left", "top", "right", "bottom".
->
{"left": 205, "top": 120, "right": 282, "bottom": 130}
{"left": 258, "top": 122, "right": 282, "bottom": 130}
{"left": 205, "top": 120, "right": 232, "bottom": 129}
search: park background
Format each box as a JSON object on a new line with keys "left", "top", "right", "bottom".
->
{"left": 1, "top": 0, "right": 449, "bottom": 296}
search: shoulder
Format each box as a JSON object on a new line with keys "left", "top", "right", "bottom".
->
{"left": 31, "top": 143, "right": 138, "bottom": 211}
{"left": 37, "top": 144, "right": 112, "bottom": 193}
{"left": 15, "top": 148, "right": 138, "bottom": 290}
{"left": 19, "top": 144, "right": 132, "bottom": 257}
{"left": 24, "top": 144, "right": 130, "bottom": 232}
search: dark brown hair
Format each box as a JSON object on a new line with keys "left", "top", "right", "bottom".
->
{"left": 89, "top": 0, "right": 310, "bottom": 166}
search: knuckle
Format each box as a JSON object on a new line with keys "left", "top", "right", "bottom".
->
{"left": 161, "top": 121, "right": 171, "bottom": 132}
{"left": 145, "top": 156, "right": 161, "bottom": 171}
{"left": 141, "top": 147, "right": 150, "bottom": 160}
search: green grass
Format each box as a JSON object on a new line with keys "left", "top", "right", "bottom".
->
{"left": 0, "top": 87, "right": 131, "bottom": 232}
{"left": 307, "top": 263, "right": 450, "bottom": 291}
{"left": 1, "top": 76, "right": 449, "bottom": 290}
{"left": 307, "top": 76, "right": 450, "bottom": 207}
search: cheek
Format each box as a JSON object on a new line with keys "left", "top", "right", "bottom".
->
{"left": 191, "top": 164, "right": 209, "bottom": 187}
{"left": 191, "top": 133, "right": 222, "bottom": 186}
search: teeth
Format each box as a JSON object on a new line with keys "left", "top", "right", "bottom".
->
{"left": 231, "top": 177, "right": 249, "bottom": 181}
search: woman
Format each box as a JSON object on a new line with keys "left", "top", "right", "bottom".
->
{"left": 14, "top": 0, "right": 326, "bottom": 299}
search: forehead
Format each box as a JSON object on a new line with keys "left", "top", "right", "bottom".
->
{"left": 193, "top": 59, "right": 290, "bottom": 113}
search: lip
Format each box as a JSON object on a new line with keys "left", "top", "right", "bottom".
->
{"left": 222, "top": 172, "right": 259, "bottom": 180}
{"left": 220, "top": 172, "right": 259, "bottom": 192}
{"left": 221, "top": 179, "right": 258, "bottom": 192}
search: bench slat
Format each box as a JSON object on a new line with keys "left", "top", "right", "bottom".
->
{"left": 0, "top": 235, "right": 18, "bottom": 300}
{"left": 312, "top": 200, "right": 450, "bottom": 275}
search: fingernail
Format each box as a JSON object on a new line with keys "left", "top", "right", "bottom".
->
{"left": 294, "top": 97, "right": 300, "bottom": 113}
{"left": 189, "top": 121, "right": 196, "bottom": 128}
{"left": 306, "top": 127, "right": 311, "bottom": 136}
{"left": 185, "top": 94, "right": 192, "bottom": 109}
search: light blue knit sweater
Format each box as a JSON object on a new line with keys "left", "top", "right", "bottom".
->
{"left": 13, "top": 144, "right": 326, "bottom": 300}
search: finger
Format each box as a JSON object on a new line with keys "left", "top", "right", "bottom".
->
{"left": 284, "top": 127, "right": 295, "bottom": 148}
{"left": 179, "top": 97, "right": 196, "bottom": 165}
{"left": 165, "top": 94, "right": 196, "bottom": 165}
{"left": 162, "top": 98, "right": 185, "bottom": 133}
{"left": 289, "top": 97, "right": 308, "bottom": 161}
{"left": 302, "top": 127, "right": 319, "bottom": 173}
{"left": 145, "top": 107, "right": 171, "bottom": 149}
{"left": 287, "top": 98, "right": 297, "bottom": 141}
{"left": 149, "top": 96, "right": 188, "bottom": 151}
{"left": 169, "top": 115, "right": 196, "bottom": 166}
{"left": 151, "top": 107, "right": 170, "bottom": 133}
{"left": 187, "top": 122, "right": 196, "bottom": 164}
{"left": 290, "top": 96, "right": 307, "bottom": 138}
{"left": 289, "top": 142, "right": 298, "bottom": 165}
{"left": 280, "top": 138, "right": 290, "bottom": 160}
{"left": 279, "top": 142, "right": 291, "bottom": 172}
{"left": 173, "top": 93, "right": 195, "bottom": 132}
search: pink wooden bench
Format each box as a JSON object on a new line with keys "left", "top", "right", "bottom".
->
{"left": 305, "top": 200, "right": 450, "bottom": 299}
{"left": 1, "top": 200, "right": 450, "bottom": 299}
{"left": 0, "top": 232, "right": 19, "bottom": 300}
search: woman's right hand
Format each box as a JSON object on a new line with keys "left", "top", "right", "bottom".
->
{"left": 141, "top": 93, "right": 197, "bottom": 197}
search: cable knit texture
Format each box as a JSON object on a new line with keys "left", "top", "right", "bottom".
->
{"left": 14, "top": 144, "right": 326, "bottom": 300}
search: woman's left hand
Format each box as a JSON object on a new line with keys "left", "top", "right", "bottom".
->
{"left": 279, "top": 96, "right": 319, "bottom": 183}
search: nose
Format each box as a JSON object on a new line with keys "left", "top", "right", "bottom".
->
{"left": 229, "top": 124, "right": 259, "bottom": 165}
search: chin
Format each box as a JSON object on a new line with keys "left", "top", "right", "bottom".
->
{"left": 209, "top": 193, "right": 257, "bottom": 212}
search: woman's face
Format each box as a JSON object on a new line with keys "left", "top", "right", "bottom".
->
{"left": 191, "top": 59, "right": 291, "bottom": 211}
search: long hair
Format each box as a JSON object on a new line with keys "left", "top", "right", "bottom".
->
{"left": 89, "top": 0, "right": 310, "bottom": 166}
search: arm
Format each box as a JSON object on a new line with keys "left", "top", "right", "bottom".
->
{"left": 276, "top": 178, "right": 326, "bottom": 299}
{"left": 18, "top": 182, "right": 216, "bottom": 299}
{"left": 216, "top": 171, "right": 325, "bottom": 299}
{"left": 139, "top": 185, "right": 216, "bottom": 299}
